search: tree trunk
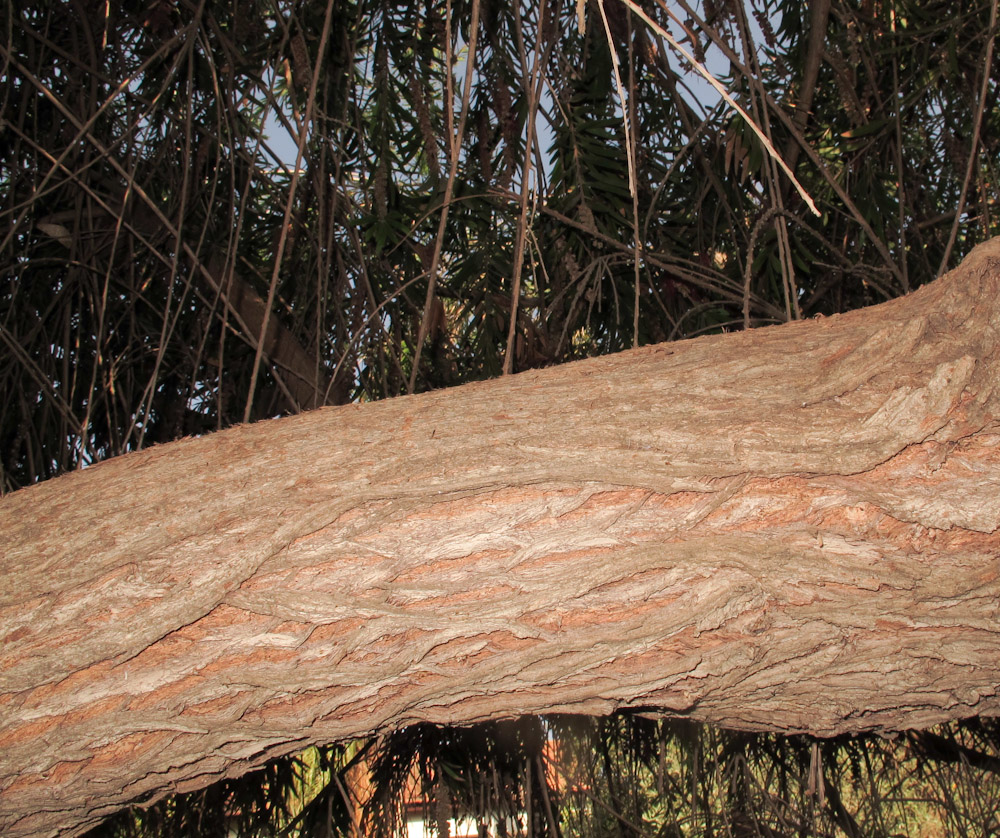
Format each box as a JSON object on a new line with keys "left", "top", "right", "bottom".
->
{"left": 3, "top": 239, "right": 1000, "bottom": 838}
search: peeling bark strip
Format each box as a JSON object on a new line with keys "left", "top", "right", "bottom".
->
{"left": 3, "top": 241, "right": 1000, "bottom": 837}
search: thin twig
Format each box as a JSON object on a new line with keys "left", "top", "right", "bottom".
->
{"left": 937, "top": 0, "right": 998, "bottom": 276}
{"left": 503, "top": 0, "right": 546, "bottom": 375}
{"left": 733, "top": 0, "right": 799, "bottom": 321}
{"left": 244, "top": 0, "right": 338, "bottom": 421}
{"left": 408, "top": 0, "right": 481, "bottom": 393}
{"left": 594, "top": 0, "right": 644, "bottom": 348}
{"left": 889, "top": 5, "right": 910, "bottom": 293}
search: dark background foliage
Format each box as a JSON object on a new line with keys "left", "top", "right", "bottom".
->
{"left": 3, "top": 0, "right": 999, "bottom": 834}
{"left": 4, "top": 0, "right": 998, "bottom": 491}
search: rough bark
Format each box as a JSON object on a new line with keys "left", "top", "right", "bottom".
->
{"left": 3, "top": 239, "right": 1000, "bottom": 837}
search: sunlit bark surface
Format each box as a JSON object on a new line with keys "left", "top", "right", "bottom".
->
{"left": 2, "top": 239, "right": 1000, "bottom": 838}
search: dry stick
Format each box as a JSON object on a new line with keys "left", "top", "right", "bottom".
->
{"left": 743, "top": 207, "right": 780, "bottom": 329}
{"left": 126, "top": 8, "right": 223, "bottom": 446}
{"left": 535, "top": 753, "right": 561, "bottom": 838}
{"left": 766, "top": 99, "right": 905, "bottom": 289}
{"left": 501, "top": 8, "right": 533, "bottom": 376}
{"left": 408, "top": 0, "right": 481, "bottom": 394}
{"left": 244, "top": 0, "right": 337, "bottom": 422}
{"left": 889, "top": 6, "right": 910, "bottom": 293}
{"left": 592, "top": 0, "right": 643, "bottom": 349}
{"left": 937, "top": 0, "right": 998, "bottom": 277}
{"left": 489, "top": 174, "right": 788, "bottom": 316}
{"left": 619, "top": 0, "right": 819, "bottom": 217}
{"left": 136, "top": 27, "right": 204, "bottom": 449}
{"left": 79, "top": 192, "right": 125, "bottom": 459}
{"left": 342, "top": 225, "right": 410, "bottom": 399}
{"left": 211, "top": 55, "right": 278, "bottom": 427}
{"left": 502, "top": 2, "right": 546, "bottom": 376}
{"left": 628, "top": 14, "right": 642, "bottom": 348}
{"left": 320, "top": 39, "right": 364, "bottom": 406}
{"left": 11, "top": 20, "right": 133, "bottom": 466}
{"left": 733, "top": 0, "right": 799, "bottom": 322}
{"left": 597, "top": 0, "right": 638, "bottom": 200}
{"left": 345, "top": 192, "right": 495, "bottom": 396}
{"left": 646, "top": 71, "right": 743, "bottom": 247}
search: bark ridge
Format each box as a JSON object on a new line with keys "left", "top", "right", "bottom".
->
{"left": 3, "top": 239, "right": 1000, "bottom": 837}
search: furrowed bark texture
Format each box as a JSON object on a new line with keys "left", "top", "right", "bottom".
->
{"left": 3, "top": 240, "right": 1000, "bottom": 837}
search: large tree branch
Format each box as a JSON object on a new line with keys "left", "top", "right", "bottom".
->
{"left": 3, "top": 240, "right": 1000, "bottom": 837}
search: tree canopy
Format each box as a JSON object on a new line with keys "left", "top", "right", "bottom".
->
{"left": 3, "top": 0, "right": 998, "bottom": 490}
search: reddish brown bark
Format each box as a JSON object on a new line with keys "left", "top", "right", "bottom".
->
{"left": 3, "top": 239, "right": 1000, "bottom": 838}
